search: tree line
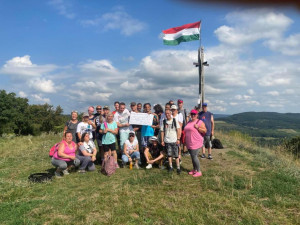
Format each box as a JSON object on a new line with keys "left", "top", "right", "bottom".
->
{"left": 0, "top": 90, "right": 68, "bottom": 136}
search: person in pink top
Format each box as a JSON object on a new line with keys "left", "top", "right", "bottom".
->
{"left": 51, "top": 131, "right": 80, "bottom": 178}
{"left": 184, "top": 109, "right": 207, "bottom": 177}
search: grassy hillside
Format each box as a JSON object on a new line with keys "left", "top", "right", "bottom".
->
{"left": 215, "top": 112, "right": 300, "bottom": 146}
{"left": 0, "top": 132, "right": 299, "bottom": 224}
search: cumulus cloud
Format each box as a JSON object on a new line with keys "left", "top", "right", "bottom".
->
{"left": 48, "top": 0, "right": 75, "bottom": 19}
{"left": 267, "top": 91, "right": 279, "bottom": 96}
{"left": 0, "top": 55, "right": 57, "bottom": 78}
{"left": 265, "top": 33, "right": 300, "bottom": 56}
{"left": 18, "top": 91, "right": 27, "bottom": 98}
{"left": 28, "top": 78, "right": 62, "bottom": 93}
{"left": 81, "top": 7, "right": 146, "bottom": 36}
{"left": 31, "top": 94, "right": 51, "bottom": 104}
{"left": 215, "top": 9, "right": 292, "bottom": 46}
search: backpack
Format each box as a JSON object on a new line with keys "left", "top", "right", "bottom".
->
{"left": 49, "top": 142, "right": 61, "bottom": 157}
{"left": 212, "top": 139, "right": 224, "bottom": 149}
{"left": 163, "top": 118, "right": 177, "bottom": 133}
{"left": 101, "top": 156, "right": 116, "bottom": 176}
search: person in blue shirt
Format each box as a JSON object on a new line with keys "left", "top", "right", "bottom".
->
{"left": 198, "top": 103, "right": 215, "bottom": 160}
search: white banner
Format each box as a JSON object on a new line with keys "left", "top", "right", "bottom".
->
{"left": 129, "top": 112, "right": 154, "bottom": 126}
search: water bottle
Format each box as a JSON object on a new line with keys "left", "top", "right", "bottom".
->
{"left": 129, "top": 161, "right": 133, "bottom": 170}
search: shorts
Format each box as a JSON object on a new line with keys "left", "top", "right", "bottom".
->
{"left": 203, "top": 136, "right": 212, "bottom": 148}
{"left": 103, "top": 143, "right": 116, "bottom": 152}
{"left": 165, "top": 143, "right": 179, "bottom": 158}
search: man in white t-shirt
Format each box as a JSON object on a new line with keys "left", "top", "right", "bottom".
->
{"left": 114, "top": 102, "right": 133, "bottom": 152}
{"left": 161, "top": 109, "right": 181, "bottom": 174}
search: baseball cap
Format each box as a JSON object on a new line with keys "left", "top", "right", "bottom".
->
{"left": 149, "top": 136, "right": 158, "bottom": 143}
{"left": 190, "top": 109, "right": 198, "bottom": 114}
{"left": 171, "top": 105, "right": 177, "bottom": 110}
{"left": 83, "top": 112, "right": 89, "bottom": 117}
{"left": 202, "top": 103, "right": 208, "bottom": 107}
{"left": 129, "top": 131, "right": 135, "bottom": 136}
{"left": 177, "top": 99, "right": 183, "bottom": 103}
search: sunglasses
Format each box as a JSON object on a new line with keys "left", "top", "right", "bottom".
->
{"left": 96, "top": 108, "right": 102, "bottom": 110}
{"left": 191, "top": 113, "right": 197, "bottom": 116}
{"left": 129, "top": 134, "right": 135, "bottom": 137}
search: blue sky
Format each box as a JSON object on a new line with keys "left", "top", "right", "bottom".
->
{"left": 0, "top": 0, "right": 299, "bottom": 114}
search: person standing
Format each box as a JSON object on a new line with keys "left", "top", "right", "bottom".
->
{"left": 137, "top": 103, "right": 142, "bottom": 112}
{"left": 114, "top": 102, "right": 132, "bottom": 153}
{"left": 161, "top": 109, "right": 181, "bottom": 174}
{"left": 141, "top": 103, "right": 159, "bottom": 148}
{"left": 198, "top": 103, "right": 215, "bottom": 160}
{"left": 88, "top": 106, "right": 96, "bottom": 141}
{"left": 63, "top": 111, "right": 79, "bottom": 143}
{"left": 177, "top": 99, "right": 189, "bottom": 156}
{"left": 112, "top": 101, "right": 119, "bottom": 115}
{"left": 94, "top": 105, "right": 104, "bottom": 164}
{"left": 130, "top": 102, "right": 142, "bottom": 151}
{"left": 184, "top": 109, "right": 207, "bottom": 177}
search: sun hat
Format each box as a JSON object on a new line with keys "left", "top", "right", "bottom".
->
{"left": 83, "top": 112, "right": 89, "bottom": 117}
{"left": 171, "top": 105, "right": 177, "bottom": 110}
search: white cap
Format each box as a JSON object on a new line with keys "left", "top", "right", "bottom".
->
{"left": 171, "top": 105, "right": 177, "bottom": 110}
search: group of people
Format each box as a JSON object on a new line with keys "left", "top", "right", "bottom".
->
{"left": 51, "top": 99, "right": 215, "bottom": 178}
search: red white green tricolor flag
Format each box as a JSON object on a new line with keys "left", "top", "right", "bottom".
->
{"left": 162, "top": 21, "right": 201, "bottom": 46}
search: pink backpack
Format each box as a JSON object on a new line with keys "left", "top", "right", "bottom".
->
{"left": 49, "top": 142, "right": 61, "bottom": 157}
{"left": 101, "top": 156, "right": 116, "bottom": 176}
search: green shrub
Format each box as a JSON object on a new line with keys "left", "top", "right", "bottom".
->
{"left": 283, "top": 136, "right": 300, "bottom": 158}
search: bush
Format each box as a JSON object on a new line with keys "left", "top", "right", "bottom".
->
{"left": 283, "top": 136, "right": 300, "bottom": 158}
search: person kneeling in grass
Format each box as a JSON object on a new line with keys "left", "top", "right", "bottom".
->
{"left": 77, "top": 132, "right": 97, "bottom": 173}
{"left": 145, "top": 136, "right": 165, "bottom": 169}
{"left": 122, "top": 131, "right": 140, "bottom": 169}
{"left": 52, "top": 131, "right": 80, "bottom": 177}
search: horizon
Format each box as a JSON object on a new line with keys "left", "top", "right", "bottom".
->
{"left": 0, "top": 1, "right": 299, "bottom": 114}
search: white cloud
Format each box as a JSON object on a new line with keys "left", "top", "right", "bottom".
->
{"left": 79, "top": 59, "right": 118, "bottom": 74}
{"left": 31, "top": 94, "right": 51, "bottom": 104}
{"left": 265, "top": 33, "right": 300, "bottom": 56}
{"left": 28, "top": 78, "right": 62, "bottom": 93}
{"left": 247, "top": 89, "right": 255, "bottom": 95}
{"left": 0, "top": 55, "right": 57, "bottom": 77}
{"left": 48, "top": 0, "right": 75, "bottom": 19}
{"left": 257, "top": 76, "right": 291, "bottom": 86}
{"left": 267, "top": 91, "right": 280, "bottom": 96}
{"left": 215, "top": 9, "right": 292, "bottom": 46}
{"left": 123, "top": 56, "right": 135, "bottom": 62}
{"left": 81, "top": 7, "right": 146, "bottom": 36}
{"left": 18, "top": 91, "right": 27, "bottom": 98}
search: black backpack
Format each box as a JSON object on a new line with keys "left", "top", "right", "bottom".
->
{"left": 212, "top": 139, "right": 224, "bottom": 149}
{"left": 163, "top": 118, "right": 177, "bottom": 134}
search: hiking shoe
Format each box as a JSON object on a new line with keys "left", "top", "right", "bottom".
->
{"left": 62, "top": 169, "right": 69, "bottom": 175}
{"left": 200, "top": 154, "right": 206, "bottom": 159}
{"left": 134, "top": 163, "right": 140, "bottom": 169}
{"left": 168, "top": 167, "right": 174, "bottom": 173}
{"left": 54, "top": 171, "right": 63, "bottom": 178}
{"left": 188, "top": 170, "right": 196, "bottom": 175}
{"left": 159, "top": 165, "right": 165, "bottom": 170}
{"left": 208, "top": 154, "right": 213, "bottom": 160}
{"left": 177, "top": 168, "right": 181, "bottom": 175}
{"left": 183, "top": 152, "right": 190, "bottom": 157}
{"left": 77, "top": 169, "right": 86, "bottom": 173}
{"left": 193, "top": 171, "right": 202, "bottom": 177}
{"left": 146, "top": 164, "right": 152, "bottom": 169}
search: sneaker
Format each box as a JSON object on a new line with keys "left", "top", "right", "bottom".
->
{"left": 193, "top": 171, "right": 202, "bottom": 177}
{"left": 146, "top": 164, "right": 152, "bottom": 169}
{"left": 134, "top": 163, "right": 140, "bottom": 169}
{"left": 54, "top": 171, "right": 63, "bottom": 178}
{"left": 208, "top": 154, "right": 213, "bottom": 160}
{"left": 115, "top": 163, "right": 120, "bottom": 169}
{"left": 168, "top": 167, "right": 174, "bottom": 173}
{"left": 159, "top": 165, "right": 165, "bottom": 170}
{"left": 183, "top": 152, "right": 190, "bottom": 157}
{"left": 200, "top": 154, "right": 206, "bottom": 159}
{"left": 188, "top": 170, "right": 196, "bottom": 175}
{"left": 177, "top": 168, "right": 181, "bottom": 174}
{"left": 62, "top": 169, "right": 69, "bottom": 175}
{"left": 77, "top": 169, "right": 86, "bottom": 173}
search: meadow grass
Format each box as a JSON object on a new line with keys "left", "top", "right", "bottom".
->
{"left": 0, "top": 131, "right": 299, "bottom": 225}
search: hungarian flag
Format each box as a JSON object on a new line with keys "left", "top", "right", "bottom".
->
{"left": 162, "top": 21, "right": 201, "bottom": 46}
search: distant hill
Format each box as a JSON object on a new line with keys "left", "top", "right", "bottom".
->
{"left": 216, "top": 112, "right": 300, "bottom": 130}
{"left": 214, "top": 114, "right": 231, "bottom": 119}
{"left": 215, "top": 112, "right": 300, "bottom": 145}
